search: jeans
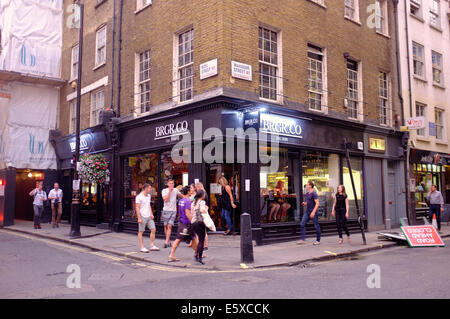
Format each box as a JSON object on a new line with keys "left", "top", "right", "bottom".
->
{"left": 221, "top": 208, "right": 232, "bottom": 232}
{"left": 336, "top": 209, "right": 350, "bottom": 238}
{"left": 33, "top": 205, "right": 44, "bottom": 226}
{"left": 428, "top": 204, "right": 442, "bottom": 231}
{"left": 300, "top": 210, "right": 321, "bottom": 242}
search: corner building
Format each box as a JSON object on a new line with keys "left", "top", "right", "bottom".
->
{"left": 57, "top": 0, "right": 408, "bottom": 243}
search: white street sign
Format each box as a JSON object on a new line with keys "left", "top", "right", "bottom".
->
{"left": 406, "top": 117, "right": 426, "bottom": 130}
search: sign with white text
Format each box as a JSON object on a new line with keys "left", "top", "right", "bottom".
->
{"left": 231, "top": 61, "right": 252, "bottom": 81}
{"left": 401, "top": 225, "right": 445, "bottom": 247}
{"left": 406, "top": 117, "right": 426, "bottom": 130}
{"left": 200, "top": 59, "right": 218, "bottom": 80}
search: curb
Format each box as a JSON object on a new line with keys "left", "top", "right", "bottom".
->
{"left": 3, "top": 227, "right": 449, "bottom": 271}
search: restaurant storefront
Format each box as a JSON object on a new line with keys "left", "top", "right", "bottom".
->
{"left": 113, "top": 97, "right": 406, "bottom": 244}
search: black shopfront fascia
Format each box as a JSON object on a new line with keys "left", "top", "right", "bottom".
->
{"left": 54, "top": 126, "right": 111, "bottom": 225}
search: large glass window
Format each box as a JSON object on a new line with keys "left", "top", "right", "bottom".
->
{"left": 260, "top": 148, "right": 301, "bottom": 224}
{"left": 302, "top": 152, "right": 341, "bottom": 221}
{"left": 123, "top": 153, "right": 159, "bottom": 219}
{"left": 414, "top": 163, "right": 442, "bottom": 208}
{"left": 161, "top": 150, "right": 188, "bottom": 188}
{"left": 81, "top": 182, "right": 97, "bottom": 210}
{"left": 342, "top": 157, "right": 364, "bottom": 219}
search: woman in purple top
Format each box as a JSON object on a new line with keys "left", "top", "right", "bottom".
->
{"left": 168, "top": 186, "right": 198, "bottom": 262}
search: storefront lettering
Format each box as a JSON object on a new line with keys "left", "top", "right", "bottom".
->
{"left": 155, "top": 121, "right": 189, "bottom": 139}
{"left": 260, "top": 115, "right": 303, "bottom": 139}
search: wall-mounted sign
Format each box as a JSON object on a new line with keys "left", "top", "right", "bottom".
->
{"left": 429, "top": 122, "right": 436, "bottom": 137}
{"left": 155, "top": 121, "right": 189, "bottom": 140}
{"left": 406, "top": 116, "right": 426, "bottom": 130}
{"left": 368, "top": 136, "right": 386, "bottom": 153}
{"left": 357, "top": 141, "right": 364, "bottom": 151}
{"left": 200, "top": 59, "right": 218, "bottom": 80}
{"left": 231, "top": 61, "right": 252, "bottom": 81}
{"left": 260, "top": 113, "right": 303, "bottom": 139}
{"left": 69, "top": 133, "right": 93, "bottom": 153}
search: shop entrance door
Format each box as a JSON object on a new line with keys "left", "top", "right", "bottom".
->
{"left": 206, "top": 163, "right": 241, "bottom": 232}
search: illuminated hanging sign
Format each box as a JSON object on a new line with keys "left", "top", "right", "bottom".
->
{"left": 368, "top": 136, "right": 386, "bottom": 153}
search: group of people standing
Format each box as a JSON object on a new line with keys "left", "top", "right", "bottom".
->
{"left": 29, "top": 181, "right": 63, "bottom": 229}
{"left": 135, "top": 177, "right": 236, "bottom": 265}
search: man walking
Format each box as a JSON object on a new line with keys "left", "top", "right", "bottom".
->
{"left": 427, "top": 184, "right": 445, "bottom": 232}
{"left": 168, "top": 186, "right": 198, "bottom": 262}
{"left": 162, "top": 179, "right": 181, "bottom": 248}
{"left": 136, "top": 183, "right": 159, "bottom": 253}
{"left": 48, "top": 182, "right": 63, "bottom": 228}
{"left": 29, "top": 181, "right": 47, "bottom": 229}
{"left": 298, "top": 181, "right": 321, "bottom": 245}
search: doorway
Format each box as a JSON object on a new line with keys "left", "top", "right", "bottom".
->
{"left": 206, "top": 163, "right": 241, "bottom": 232}
{"left": 15, "top": 170, "right": 45, "bottom": 221}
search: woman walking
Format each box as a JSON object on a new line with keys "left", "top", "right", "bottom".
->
{"left": 331, "top": 185, "right": 351, "bottom": 244}
{"left": 218, "top": 176, "right": 236, "bottom": 235}
{"left": 191, "top": 189, "right": 210, "bottom": 265}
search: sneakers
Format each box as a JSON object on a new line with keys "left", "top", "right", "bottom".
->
{"left": 338, "top": 238, "right": 344, "bottom": 244}
{"left": 37, "top": 225, "right": 42, "bottom": 229}
{"left": 140, "top": 247, "right": 150, "bottom": 253}
{"left": 313, "top": 241, "right": 320, "bottom": 245}
{"left": 296, "top": 240, "right": 306, "bottom": 245}
{"left": 149, "top": 246, "right": 160, "bottom": 251}
{"left": 163, "top": 242, "right": 172, "bottom": 248}
{"left": 34, "top": 224, "right": 38, "bottom": 229}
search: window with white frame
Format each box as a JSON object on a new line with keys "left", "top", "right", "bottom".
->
{"left": 346, "top": 59, "right": 360, "bottom": 120}
{"left": 307, "top": 44, "right": 325, "bottom": 111}
{"left": 90, "top": 90, "right": 105, "bottom": 126}
{"left": 410, "top": 0, "right": 422, "bottom": 17}
{"left": 177, "top": 29, "right": 194, "bottom": 103}
{"left": 379, "top": 71, "right": 390, "bottom": 125}
{"left": 412, "top": 42, "right": 425, "bottom": 78}
{"left": 71, "top": 45, "right": 79, "bottom": 80}
{"left": 137, "top": 50, "right": 151, "bottom": 113}
{"left": 430, "top": 0, "right": 440, "bottom": 28}
{"left": 136, "top": 0, "right": 152, "bottom": 11}
{"left": 376, "top": 0, "right": 388, "bottom": 35}
{"left": 95, "top": 26, "right": 107, "bottom": 67}
{"left": 70, "top": 99, "right": 77, "bottom": 134}
{"left": 435, "top": 108, "right": 444, "bottom": 140}
{"left": 344, "top": 0, "right": 359, "bottom": 22}
{"left": 415, "top": 102, "right": 426, "bottom": 136}
{"left": 259, "top": 27, "right": 279, "bottom": 101}
{"left": 432, "top": 51, "right": 443, "bottom": 85}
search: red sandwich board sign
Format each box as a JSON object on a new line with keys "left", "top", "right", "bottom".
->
{"left": 400, "top": 225, "right": 445, "bottom": 247}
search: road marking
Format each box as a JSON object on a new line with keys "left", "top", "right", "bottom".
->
{"left": 324, "top": 251, "right": 338, "bottom": 256}
{"left": 124, "top": 251, "right": 138, "bottom": 256}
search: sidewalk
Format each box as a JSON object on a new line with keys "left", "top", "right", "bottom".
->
{"left": 2, "top": 220, "right": 449, "bottom": 271}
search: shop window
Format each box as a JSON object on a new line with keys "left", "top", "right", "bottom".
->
{"left": 302, "top": 152, "right": 341, "bottom": 221}
{"left": 414, "top": 163, "right": 442, "bottom": 208}
{"left": 123, "top": 153, "right": 159, "bottom": 219}
{"left": 81, "top": 182, "right": 97, "bottom": 210}
{"left": 260, "top": 148, "right": 301, "bottom": 224}
{"left": 342, "top": 157, "right": 364, "bottom": 219}
{"left": 161, "top": 150, "right": 188, "bottom": 188}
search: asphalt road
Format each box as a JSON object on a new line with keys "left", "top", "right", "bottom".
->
{"left": 1, "top": 230, "right": 449, "bottom": 299}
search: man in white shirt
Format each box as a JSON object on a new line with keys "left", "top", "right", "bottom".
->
{"left": 136, "top": 183, "right": 159, "bottom": 253}
{"left": 48, "top": 182, "right": 63, "bottom": 228}
{"left": 161, "top": 179, "right": 182, "bottom": 248}
{"left": 29, "top": 181, "right": 47, "bottom": 229}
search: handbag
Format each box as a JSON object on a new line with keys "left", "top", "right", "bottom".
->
{"left": 201, "top": 212, "right": 216, "bottom": 232}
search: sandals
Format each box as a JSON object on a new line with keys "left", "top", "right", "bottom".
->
{"left": 168, "top": 257, "right": 180, "bottom": 262}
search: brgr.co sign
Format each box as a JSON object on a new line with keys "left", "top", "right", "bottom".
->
{"left": 155, "top": 121, "right": 189, "bottom": 140}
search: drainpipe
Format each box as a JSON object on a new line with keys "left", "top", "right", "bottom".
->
{"left": 110, "top": 0, "right": 116, "bottom": 113}
{"left": 117, "top": 0, "right": 123, "bottom": 117}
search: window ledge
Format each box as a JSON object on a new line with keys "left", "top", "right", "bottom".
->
{"left": 435, "top": 140, "right": 448, "bottom": 146}
{"left": 344, "top": 16, "right": 361, "bottom": 26}
{"left": 93, "top": 63, "right": 106, "bottom": 71}
{"left": 415, "top": 136, "right": 431, "bottom": 142}
{"left": 429, "top": 24, "right": 443, "bottom": 33}
{"left": 413, "top": 75, "right": 427, "bottom": 83}
{"left": 135, "top": 3, "right": 152, "bottom": 15}
{"left": 410, "top": 13, "right": 424, "bottom": 23}
{"left": 376, "top": 31, "right": 390, "bottom": 39}
{"left": 433, "top": 83, "right": 446, "bottom": 90}
{"left": 259, "top": 97, "right": 284, "bottom": 105}
{"left": 307, "top": 0, "right": 327, "bottom": 10}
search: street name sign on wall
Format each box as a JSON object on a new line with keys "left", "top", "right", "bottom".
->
{"left": 400, "top": 225, "right": 445, "bottom": 247}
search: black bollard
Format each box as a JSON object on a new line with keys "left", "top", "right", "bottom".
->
{"left": 240, "top": 213, "right": 254, "bottom": 263}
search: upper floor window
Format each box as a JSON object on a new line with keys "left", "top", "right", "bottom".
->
{"left": 435, "top": 108, "right": 445, "bottom": 140}
{"left": 346, "top": 59, "right": 361, "bottom": 120}
{"left": 307, "top": 44, "right": 325, "bottom": 111}
{"left": 91, "top": 90, "right": 105, "bottom": 126}
{"left": 137, "top": 50, "right": 151, "bottom": 113}
{"left": 71, "top": 45, "right": 79, "bottom": 80}
{"left": 430, "top": 0, "right": 440, "bottom": 28}
{"left": 415, "top": 102, "right": 426, "bottom": 136}
{"left": 410, "top": 0, "right": 422, "bottom": 18}
{"left": 136, "top": 0, "right": 152, "bottom": 11}
{"left": 375, "top": 0, "right": 388, "bottom": 35}
{"left": 69, "top": 99, "right": 77, "bottom": 134}
{"left": 412, "top": 42, "right": 425, "bottom": 78}
{"left": 259, "top": 26, "right": 280, "bottom": 101}
{"left": 177, "top": 29, "right": 194, "bottom": 103}
{"left": 345, "top": 0, "right": 359, "bottom": 22}
{"left": 432, "top": 51, "right": 443, "bottom": 85}
{"left": 378, "top": 71, "right": 390, "bottom": 126}
{"left": 95, "top": 26, "right": 107, "bottom": 67}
